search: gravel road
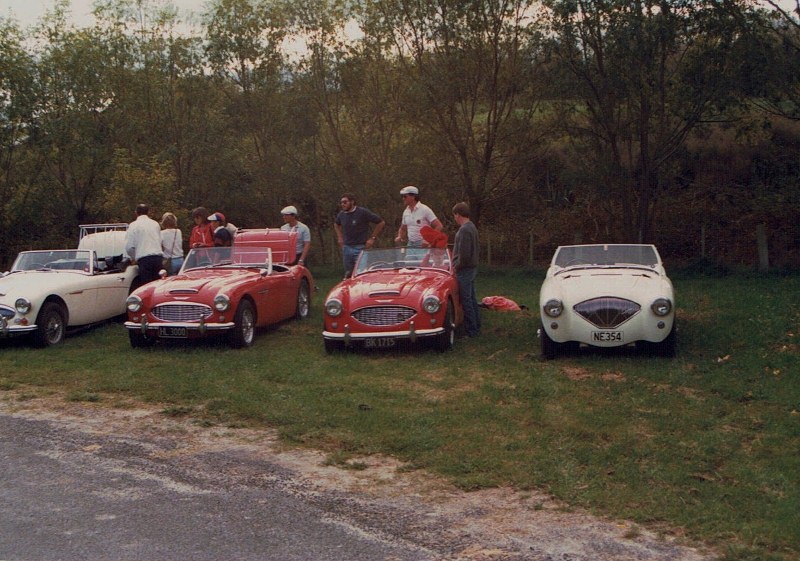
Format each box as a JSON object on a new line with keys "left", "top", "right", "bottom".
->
{"left": 0, "top": 393, "right": 716, "bottom": 561}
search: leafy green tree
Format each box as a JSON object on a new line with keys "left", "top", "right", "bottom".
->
{"left": 100, "top": 150, "right": 180, "bottom": 222}
{"left": 0, "top": 18, "right": 49, "bottom": 263}
{"left": 364, "top": 0, "right": 548, "bottom": 225}
{"left": 740, "top": 2, "right": 800, "bottom": 121}
{"left": 544, "top": 0, "right": 750, "bottom": 242}
{"left": 27, "top": 4, "right": 120, "bottom": 225}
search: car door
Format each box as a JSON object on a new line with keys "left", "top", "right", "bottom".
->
{"left": 88, "top": 252, "right": 131, "bottom": 320}
{"left": 254, "top": 271, "right": 294, "bottom": 324}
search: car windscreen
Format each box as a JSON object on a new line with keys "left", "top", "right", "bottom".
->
{"left": 354, "top": 248, "right": 451, "bottom": 275}
{"left": 554, "top": 245, "right": 658, "bottom": 267}
{"left": 12, "top": 250, "right": 93, "bottom": 272}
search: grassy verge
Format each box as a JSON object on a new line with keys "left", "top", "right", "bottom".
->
{"left": 1, "top": 267, "right": 798, "bottom": 561}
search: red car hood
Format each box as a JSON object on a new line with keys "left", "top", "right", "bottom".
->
{"left": 149, "top": 269, "right": 261, "bottom": 298}
{"left": 340, "top": 271, "right": 448, "bottom": 303}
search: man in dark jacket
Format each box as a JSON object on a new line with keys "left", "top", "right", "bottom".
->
{"left": 452, "top": 202, "right": 480, "bottom": 337}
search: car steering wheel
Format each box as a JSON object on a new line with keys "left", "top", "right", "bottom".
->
{"left": 367, "top": 261, "right": 390, "bottom": 271}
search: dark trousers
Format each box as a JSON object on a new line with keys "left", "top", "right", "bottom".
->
{"left": 456, "top": 267, "right": 481, "bottom": 337}
{"left": 137, "top": 254, "right": 163, "bottom": 284}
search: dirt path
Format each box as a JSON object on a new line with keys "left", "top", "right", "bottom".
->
{"left": 0, "top": 390, "right": 716, "bottom": 560}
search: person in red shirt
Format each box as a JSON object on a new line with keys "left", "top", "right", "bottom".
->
{"left": 189, "top": 206, "right": 214, "bottom": 249}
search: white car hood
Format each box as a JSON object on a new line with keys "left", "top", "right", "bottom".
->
{"left": 0, "top": 271, "right": 86, "bottom": 304}
{"left": 551, "top": 268, "right": 668, "bottom": 303}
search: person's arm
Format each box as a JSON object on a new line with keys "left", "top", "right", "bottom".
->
{"left": 299, "top": 230, "right": 311, "bottom": 263}
{"left": 334, "top": 223, "right": 344, "bottom": 247}
{"left": 366, "top": 220, "right": 385, "bottom": 248}
{"left": 431, "top": 218, "right": 443, "bottom": 231}
{"left": 394, "top": 224, "right": 407, "bottom": 245}
{"left": 125, "top": 227, "right": 137, "bottom": 262}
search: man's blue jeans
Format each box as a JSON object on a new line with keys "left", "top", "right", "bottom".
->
{"left": 456, "top": 267, "right": 481, "bottom": 337}
{"left": 343, "top": 244, "right": 364, "bottom": 278}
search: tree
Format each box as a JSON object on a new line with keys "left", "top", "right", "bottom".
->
{"left": 0, "top": 17, "right": 47, "bottom": 262}
{"left": 366, "top": 0, "right": 548, "bottom": 225}
{"left": 27, "top": 5, "right": 121, "bottom": 225}
{"left": 544, "top": 0, "right": 749, "bottom": 242}
{"left": 740, "top": 2, "right": 800, "bottom": 120}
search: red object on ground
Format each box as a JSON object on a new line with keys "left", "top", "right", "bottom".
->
{"left": 481, "top": 296, "right": 522, "bottom": 311}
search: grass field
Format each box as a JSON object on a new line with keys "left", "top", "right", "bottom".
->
{"left": 1, "top": 266, "right": 798, "bottom": 561}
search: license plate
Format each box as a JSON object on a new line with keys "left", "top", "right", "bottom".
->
{"left": 159, "top": 326, "right": 187, "bottom": 338}
{"left": 592, "top": 331, "right": 623, "bottom": 343}
{"left": 364, "top": 337, "right": 396, "bottom": 349}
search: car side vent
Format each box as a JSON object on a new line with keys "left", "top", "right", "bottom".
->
{"left": 574, "top": 297, "right": 640, "bottom": 328}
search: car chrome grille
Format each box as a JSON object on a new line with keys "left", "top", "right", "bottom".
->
{"left": 574, "top": 297, "right": 640, "bottom": 328}
{"left": 152, "top": 303, "right": 213, "bottom": 322}
{"left": 0, "top": 306, "right": 15, "bottom": 319}
{"left": 352, "top": 305, "right": 416, "bottom": 326}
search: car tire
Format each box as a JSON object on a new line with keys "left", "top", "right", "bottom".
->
{"left": 32, "top": 302, "right": 66, "bottom": 347}
{"left": 229, "top": 300, "right": 256, "bottom": 348}
{"left": 129, "top": 330, "right": 155, "bottom": 348}
{"left": 295, "top": 279, "right": 310, "bottom": 320}
{"left": 540, "top": 322, "right": 559, "bottom": 360}
{"left": 653, "top": 323, "right": 677, "bottom": 357}
{"left": 324, "top": 338, "right": 342, "bottom": 354}
{"left": 435, "top": 300, "right": 455, "bottom": 352}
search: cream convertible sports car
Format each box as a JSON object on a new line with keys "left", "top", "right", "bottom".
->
{"left": 0, "top": 225, "right": 140, "bottom": 347}
{"left": 538, "top": 244, "right": 676, "bottom": 359}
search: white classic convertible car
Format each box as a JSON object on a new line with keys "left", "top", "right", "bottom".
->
{"left": 0, "top": 224, "right": 141, "bottom": 347}
{"left": 538, "top": 244, "right": 676, "bottom": 359}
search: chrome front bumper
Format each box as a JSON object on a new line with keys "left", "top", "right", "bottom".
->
{"left": 124, "top": 320, "right": 235, "bottom": 334}
{"left": 323, "top": 325, "right": 444, "bottom": 344}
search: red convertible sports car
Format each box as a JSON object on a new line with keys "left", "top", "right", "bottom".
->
{"left": 125, "top": 229, "right": 313, "bottom": 348}
{"left": 322, "top": 247, "right": 462, "bottom": 352}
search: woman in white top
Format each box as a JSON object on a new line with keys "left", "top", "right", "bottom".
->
{"left": 160, "top": 212, "right": 184, "bottom": 275}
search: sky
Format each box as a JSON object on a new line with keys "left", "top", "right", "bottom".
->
{"left": 1, "top": 0, "right": 797, "bottom": 29}
{"left": 0, "top": 0, "right": 209, "bottom": 28}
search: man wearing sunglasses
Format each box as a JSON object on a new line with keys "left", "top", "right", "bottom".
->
{"left": 334, "top": 193, "right": 385, "bottom": 278}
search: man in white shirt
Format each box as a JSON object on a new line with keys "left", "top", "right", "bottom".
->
{"left": 394, "top": 186, "right": 443, "bottom": 248}
{"left": 125, "top": 203, "right": 164, "bottom": 283}
{"left": 280, "top": 206, "right": 311, "bottom": 266}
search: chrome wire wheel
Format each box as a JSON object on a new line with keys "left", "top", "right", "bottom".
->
{"left": 33, "top": 302, "right": 66, "bottom": 347}
{"left": 230, "top": 300, "right": 256, "bottom": 348}
{"left": 295, "top": 279, "right": 310, "bottom": 320}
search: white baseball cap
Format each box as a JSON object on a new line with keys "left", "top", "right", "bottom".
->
{"left": 400, "top": 185, "right": 419, "bottom": 195}
{"left": 281, "top": 205, "right": 298, "bottom": 215}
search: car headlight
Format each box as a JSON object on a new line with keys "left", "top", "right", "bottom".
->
{"left": 651, "top": 298, "right": 672, "bottom": 316}
{"left": 543, "top": 298, "right": 563, "bottom": 317}
{"left": 214, "top": 294, "right": 230, "bottom": 312}
{"left": 15, "top": 298, "right": 31, "bottom": 315}
{"left": 126, "top": 295, "right": 142, "bottom": 313}
{"left": 422, "top": 295, "right": 441, "bottom": 314}
{"left": 325, "top": 298, "right": 343, "bottom": 317}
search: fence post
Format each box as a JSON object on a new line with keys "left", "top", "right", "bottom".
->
{"left": 529, "top": 231, "right": 534, "bottom": 267}
{"left": 756, "top": 224, "right": 769, "bottom": 272}
{"left": 700, "top": 224, "right": 706, "bottom": 260}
